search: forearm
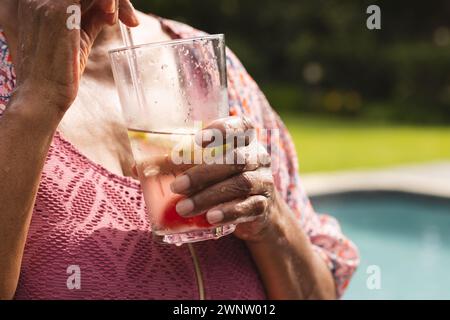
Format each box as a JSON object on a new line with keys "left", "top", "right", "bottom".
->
{"left": 0, "top": 91, "right": 63, "bottom": 299}
{"left": 246, "top": 192, "right": 336, "bottom": 300}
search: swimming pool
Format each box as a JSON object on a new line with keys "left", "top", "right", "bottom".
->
{"left": 311, "top": 191, "right": 450, "bottom": 300}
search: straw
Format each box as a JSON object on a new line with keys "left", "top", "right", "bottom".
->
{"left": 119, "top": 22, "right": 145, "bottom": 110}
{"left": 119, "top": 21, "right": 134, "bottom": 47}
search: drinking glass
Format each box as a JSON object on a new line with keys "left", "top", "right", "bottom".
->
{"left": 109, "top": 34, "right": 235, "bottom": 245}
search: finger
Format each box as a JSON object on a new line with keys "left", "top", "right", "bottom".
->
{"left": 195, "top": 116, "right": 256, "bottom": 148}
{"left": 175, "top": 167, "right": 273, "bottom": 217}
{"left": 80, "top": 7, "right": 108, "bottom": 52}
{"left": 113, "top": 0, "right": 120, "bottom": 24}
{"left": 136, "top": 154, "right": 194, "bottom": 178}
{"left": 81, "top": 0, "right": 97, "bottom": 14}
{"left": 82, "top": 0, "right": 114, "bottom": 13}
{"left": 206, "top": 195, "right": 269, "bottom": 225}
{"left": 82, "top": 0, "right": 118, "bottom": 26}
{"left": 99, "top": 0, "right": 116, "bottom": 13}
{"left": 170, "top": 145, "right": 271, "bottom": 195}
{"left": 81, "top": 0, "right": 113, "bottom": 35}
{"left": 119, "top": 0, "right": 140, "bottom": 27}
{"left": 102, "top": 0, "right": 119, "bottom": 25}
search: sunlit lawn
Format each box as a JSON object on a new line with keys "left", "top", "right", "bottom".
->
{"left": 280, "top": 113, "right": 450, "bottom": 173}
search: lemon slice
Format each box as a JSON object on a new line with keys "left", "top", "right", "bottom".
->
{"left": 127, "top": 130, "right": 148, "bottom": 141}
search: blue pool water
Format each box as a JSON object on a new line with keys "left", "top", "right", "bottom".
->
{"left": 311, "top": 191, "right": 450, "bottom": 300}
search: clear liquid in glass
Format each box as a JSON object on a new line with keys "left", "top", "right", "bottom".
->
{"left": 128, "top": 128, "right": 235, "bottom": 245}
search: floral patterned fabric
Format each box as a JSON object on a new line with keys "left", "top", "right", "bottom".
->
{"left": 0, "top": 17, "right": 359, "bottom": 299}
{"left": 0, "top": 35, "right": 14, "bottom": 114}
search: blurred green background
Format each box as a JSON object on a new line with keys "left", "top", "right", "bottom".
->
{"left": 134, "top": 0, "right": 450, "bottom": 173}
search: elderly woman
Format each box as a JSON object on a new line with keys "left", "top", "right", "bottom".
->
{"left": 0, "top": 0, "right": 358, "bottom": 300}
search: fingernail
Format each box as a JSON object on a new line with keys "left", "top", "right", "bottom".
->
{"left": 170, "top": 175, "right": 191, "bottom": 193}
{"left": 175, "top": 198, "right": 194, "bottom": 216}
{"left": 207, "top": 210, "right": 224, "bottom": 224}
{"left": 195, "top": 129, "right": 214, "bottom": 146}
{"left": 131, "top": 14, "right": 140, "bottom": 26}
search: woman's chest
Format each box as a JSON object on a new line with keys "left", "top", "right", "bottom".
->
{"left": 16, "top": 153, "right": 266, "bottom": 299}
{"left": 58, "top": 78, "right": 134, "bottom": 177}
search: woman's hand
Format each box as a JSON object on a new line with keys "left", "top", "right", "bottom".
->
{"left": 14, "top": 0, "right": 139, "bottom": 114}
{"left": 168, "top": 116, "right": 337, "bottom": 299}
{"left": 170, "top": 116, "right": 281, "bottom": 242}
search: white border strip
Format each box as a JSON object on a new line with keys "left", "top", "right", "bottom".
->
{"left": 302, "top": 162, "right": 450, "bottom": 198}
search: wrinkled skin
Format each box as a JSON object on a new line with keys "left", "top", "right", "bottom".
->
{"left": 0, "top": 0, "right": 336, "bottom": 300}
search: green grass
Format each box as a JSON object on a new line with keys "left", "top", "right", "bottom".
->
{"left": 280, "top": 113, "right": 450, "bottom": 173}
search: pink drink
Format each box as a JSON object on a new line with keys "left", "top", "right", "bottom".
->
{"left": 128, "top": 129, "right": 212, "bottom": 235}
{"left": 111, "top": 34, "right": 233, "bottom": 244}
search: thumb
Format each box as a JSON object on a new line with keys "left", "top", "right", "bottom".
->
{"left": 78, "top": 7, "right": 109, "bottom": 72}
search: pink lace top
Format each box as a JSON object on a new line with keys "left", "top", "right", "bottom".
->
{"left": 0, "top": 17, "right": 359, "bottom": 300}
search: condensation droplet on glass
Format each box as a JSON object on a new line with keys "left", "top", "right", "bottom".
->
{"left": 143, "top": 165, "right": 160, "bottom": 178}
